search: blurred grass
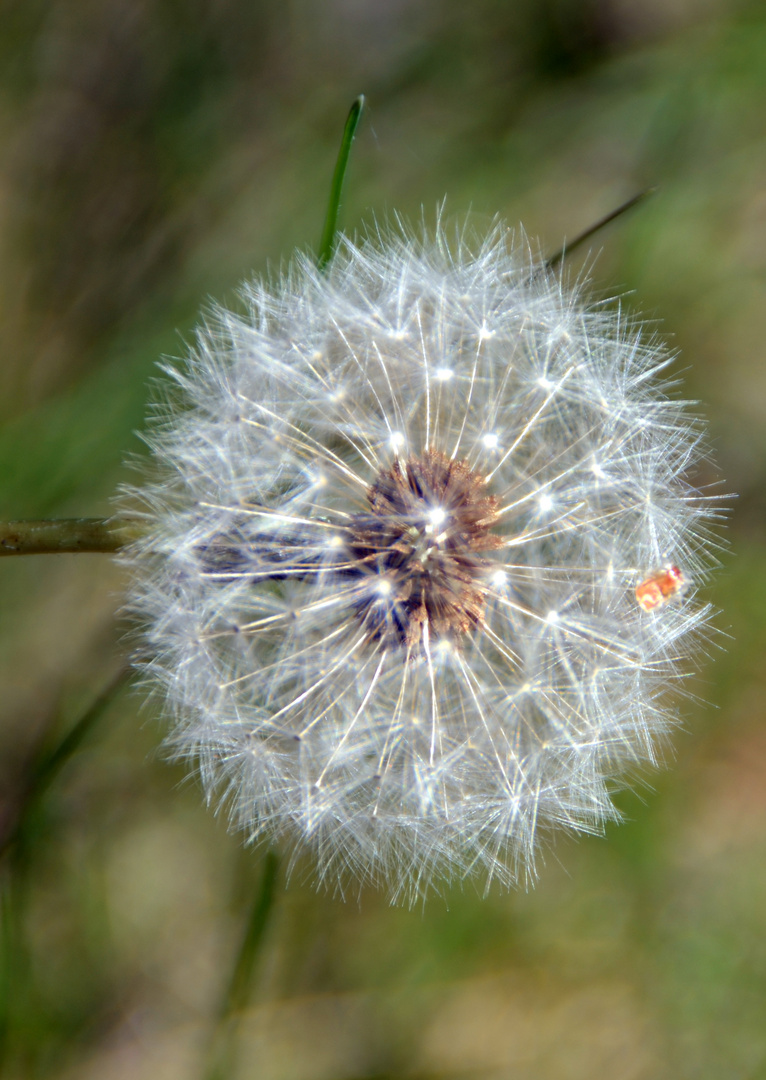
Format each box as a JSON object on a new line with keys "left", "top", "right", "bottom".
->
{"left": 1, "top": 1, "right": 766, "bottom": 1077}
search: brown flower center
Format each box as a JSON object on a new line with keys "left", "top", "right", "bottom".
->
{"left": 347, "top": 448, "right": 502, "bottom": 649}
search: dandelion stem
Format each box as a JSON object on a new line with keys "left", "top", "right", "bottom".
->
{"left": 0, "top": 517, "right": 142, "bottom": 556}
{"left": 317, "top": 95, "right": 365, "bottom": 271}
{"left": 545, "top": 187, "right": 658, "bottom": 269}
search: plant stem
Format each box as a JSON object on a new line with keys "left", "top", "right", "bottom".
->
{"left": 0, "top": 518, "right": 142, "bottom": 556}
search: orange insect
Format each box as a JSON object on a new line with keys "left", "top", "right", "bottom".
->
{"left": 635, "top": 565, "right": 685, "bottom": 612}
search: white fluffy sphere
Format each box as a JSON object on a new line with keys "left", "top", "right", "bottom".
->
{"left": 125, "top": 220, "right": 718, "bottom": 902}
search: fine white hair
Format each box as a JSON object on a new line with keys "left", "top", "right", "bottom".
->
{"left": 123, "top": 217, "right": 721, "bottom": 903}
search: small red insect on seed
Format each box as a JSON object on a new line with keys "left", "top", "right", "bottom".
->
{"left": 635, "top": 565, "right": 685, "bottom": 612}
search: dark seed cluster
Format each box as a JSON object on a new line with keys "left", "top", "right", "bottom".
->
{"left": 346, "top": 449, "right": 502, "bottom": 649}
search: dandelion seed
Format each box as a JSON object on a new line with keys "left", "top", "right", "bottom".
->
{"left": 124, "top": 218, "right": 721, "bottom": 903}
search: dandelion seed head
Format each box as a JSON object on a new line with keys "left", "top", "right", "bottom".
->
{"left": 124, "top": 218, "right": 722, "bottom": 903}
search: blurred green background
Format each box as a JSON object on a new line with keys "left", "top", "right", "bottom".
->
{"left": 1, "top": 1, "right": 765, "bottom": 1077}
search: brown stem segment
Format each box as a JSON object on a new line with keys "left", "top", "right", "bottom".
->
{"left": 0, "top": 518, "right": 142, "bottom": 556}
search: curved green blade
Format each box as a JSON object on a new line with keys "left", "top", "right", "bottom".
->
{"left": 317, "top": 95, "right": 365, "bottom": 271}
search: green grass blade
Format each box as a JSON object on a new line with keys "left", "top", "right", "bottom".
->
{"left": 316, "top": 95, "right": 365, "bottom": 271}
{"left": 0, "top": 667, "right": 131, "bottom": 862}
{"left": 202, "top": 851, "right": 280, "bottom": 1080}
{"left": 545, "top": 188, "right": 658, "bottom": 270}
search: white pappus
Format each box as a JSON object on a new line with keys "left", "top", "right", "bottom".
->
{"left": 123, "top": 218, "right": 720, "bottom": 902}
